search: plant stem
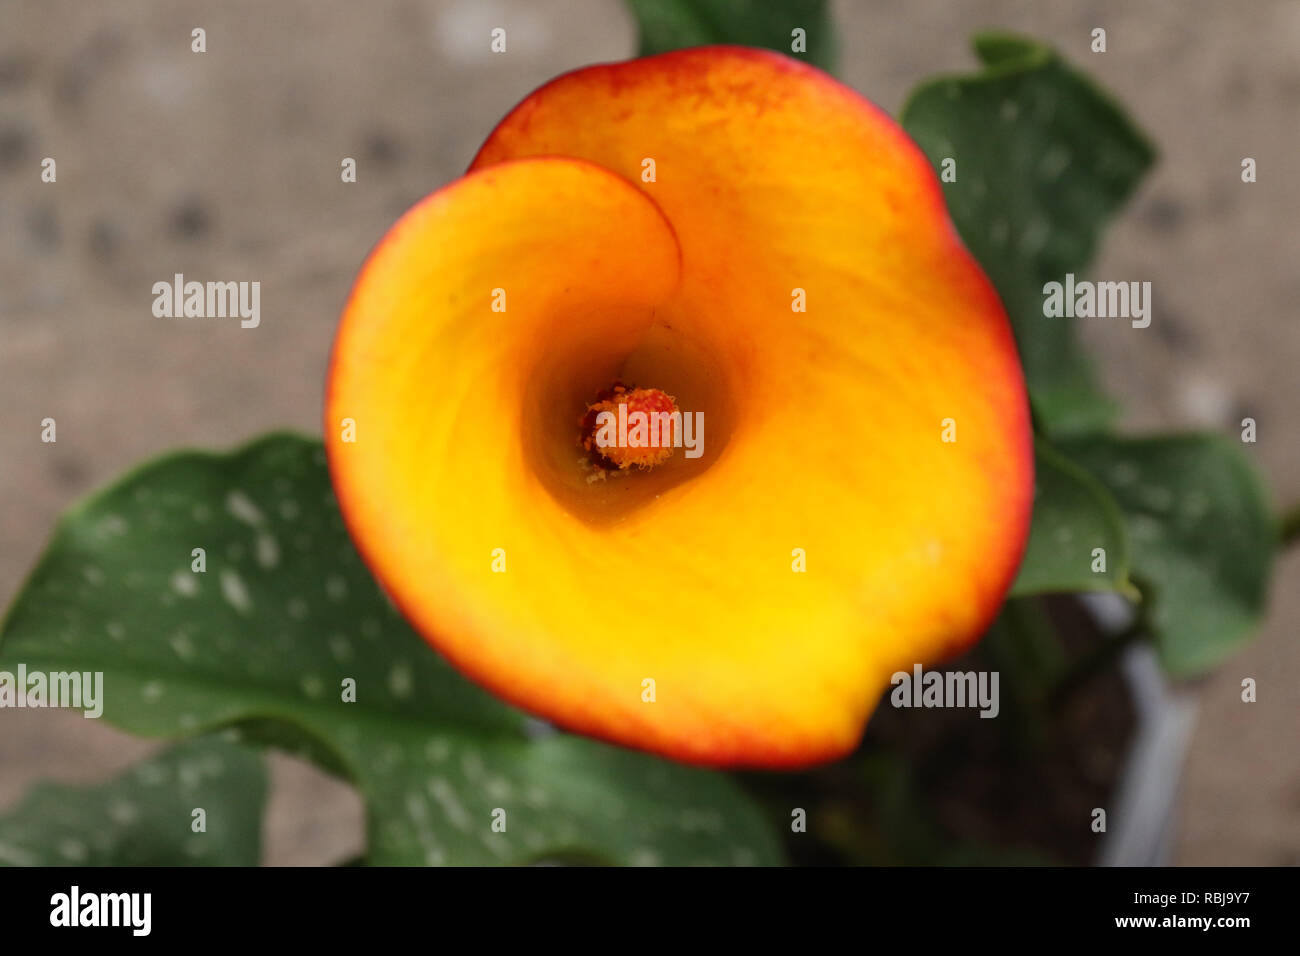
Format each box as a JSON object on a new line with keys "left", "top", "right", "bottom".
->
{"left": 1281, "top": 503, "right": 1300, "bottom": 548}
{"left": 1049, "top": 618, "right": 1145, "bottom": 710}
{"left": 1050, "top": 576, "right": 1153, "bottom": 710}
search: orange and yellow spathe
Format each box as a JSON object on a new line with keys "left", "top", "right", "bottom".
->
{"left": 326, "top": 47, "right": 1034, "bottom": 768}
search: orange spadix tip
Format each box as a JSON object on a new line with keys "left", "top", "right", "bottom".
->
{"left": 580, "top": 384, "right": 680, "bottom": 471}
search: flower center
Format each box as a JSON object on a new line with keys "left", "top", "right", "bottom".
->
{"left": 580, "top": 384, "right": 680, "bottom": 472}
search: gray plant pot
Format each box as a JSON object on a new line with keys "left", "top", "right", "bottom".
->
{"left": 1081, "top": 594, "right": 1199, "bottom": 867}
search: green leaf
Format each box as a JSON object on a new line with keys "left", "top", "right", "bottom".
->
{"left": 626, "top": 0, "right": 835, "bottom": 71}
{"left": 1010, "top": 439, "right": 1132, "bottom": 597}
{"left": 901, "top": 32, "right": 1155, "bottom": 436}
{"left": 0, "top": 433, "right": 781, "bottom": 866}
{"left": 1057, "top": 434, "right": 1276, "bottom": 676}
{"left": 0, "top": 736, "right": 264, "bottom": 866}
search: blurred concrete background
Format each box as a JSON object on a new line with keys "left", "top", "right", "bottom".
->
{"left": 1, "top": 0, "right": 1296, "bottom": 864}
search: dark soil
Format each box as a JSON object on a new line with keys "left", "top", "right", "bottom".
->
{"left": 744, "top": 597, "right": 1136, "bottom": 865}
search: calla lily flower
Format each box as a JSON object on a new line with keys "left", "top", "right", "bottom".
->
{"left": 325, "top": 46, "right": 1033, "bottom": 768}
